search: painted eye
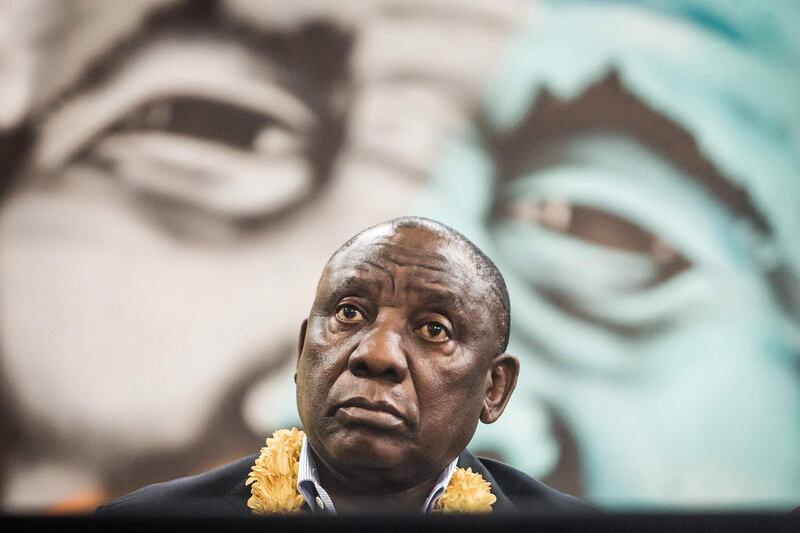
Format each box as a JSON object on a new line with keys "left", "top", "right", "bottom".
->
{"left": 417, "top": 321, "right": 450, "bottom": 342}
{"left": 335, "top": 304, "right": 365, "bottom": 323}
{"left": 500, "top": 199, "right": 690, "bottom": 285}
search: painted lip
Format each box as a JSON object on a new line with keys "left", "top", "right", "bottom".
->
{"left": 332, "top": 397, "right": 407, "bottom": 430}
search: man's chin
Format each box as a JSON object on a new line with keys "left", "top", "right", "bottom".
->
{"left": 320, "top": 425, "right": 414, "bottom": 470}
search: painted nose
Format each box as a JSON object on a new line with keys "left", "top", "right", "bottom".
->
{"left": 348, "top": 315, "right": 408, "bottom": 383}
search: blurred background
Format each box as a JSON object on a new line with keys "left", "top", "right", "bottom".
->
{"left": 0, "top": 0, "right": 798, "bottom": 514}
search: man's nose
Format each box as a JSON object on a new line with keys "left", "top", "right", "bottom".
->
{"left": 348, "top": 315, "right": 409, "bottom": 383}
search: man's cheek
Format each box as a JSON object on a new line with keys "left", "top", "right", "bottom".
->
{"left": 417, "top": 371, "right": 468, "bottom": 418}
{"left": 432, "top": 355, "right": 484, "bottom": 392}
{"left": 440, "top": 375, "right": 486, "bottom": 421}
{"left": 302, "top": 345, "right": 344, "bottom": 393}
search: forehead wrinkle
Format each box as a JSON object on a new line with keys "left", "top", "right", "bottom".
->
{"left": 323, "top": 257, "right": 397, "bottom": 302}
{"left": 373, "top": 240, "right": 485, "bottom": 307}
{"left": 352, "top": 258, "right": 389, "bottom": 274}
{"left": 346, "top": 241, "right": 453, "bottom": 277}
{"left": 357, "top": 258, "right": 396, "bottom": 296}
{"left": 327, "top": 261, "right": 470, "bottom": 311}
{"left": 320, "top": 272, "right": 380, "bottom": 307}
{"left": 401, "top": 284, "right": 466, "bottom": 312}
{"left": 368, "top": 240, "right": 450, "bottom": 265}
{"left": 377, "top": 257, "right": 450, "bottom": 272}
{"left": 334, "top": 257, "right": 395, "bottom": 292}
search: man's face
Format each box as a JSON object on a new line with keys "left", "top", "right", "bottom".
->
{"left": 296, "top": 225, "right": 499, "bottom": 485}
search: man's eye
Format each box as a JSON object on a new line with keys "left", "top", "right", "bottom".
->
{"left": 335, "top": 305, "right": 365, "bottom": 323}
{"left": 417, "top": 322, "right": 450, "bottom": 342}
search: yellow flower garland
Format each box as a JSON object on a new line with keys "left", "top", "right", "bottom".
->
{"left": 432, "top": 466, "right": 496, "bottom": 513}
{"left": 246, "top": 428, "right": 496, "bottom": 514}
{"left": 245, "top": 427, "right": 305, "bottom": 514}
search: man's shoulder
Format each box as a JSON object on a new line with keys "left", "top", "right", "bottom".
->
{"left": 95, "top": 454, "right": 257, "bottom": 517}
{"left": 460, "top": 451, "right": 596, "bottom": 514}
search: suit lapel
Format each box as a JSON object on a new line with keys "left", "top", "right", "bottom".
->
{"left": 222, "top": 472, "right": 254, "bottom": 516}
{"left": 223, "top": 458, "right": 314, "bottom": 516}
{"left": 456, "top": 450, "right": 515, "bottom": 514}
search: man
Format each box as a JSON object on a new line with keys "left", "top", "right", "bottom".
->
{"left": 95, "top": 217, "right": 590, "bottom": 515}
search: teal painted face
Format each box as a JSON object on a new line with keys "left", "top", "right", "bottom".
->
{"left": 415, "top": 0, "right": 800, "bottom": 509}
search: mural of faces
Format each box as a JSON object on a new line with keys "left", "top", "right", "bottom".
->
{"left": 2, "top": 0, "right": 796, "bottom": 513}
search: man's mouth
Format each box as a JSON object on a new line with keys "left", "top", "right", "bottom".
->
{"left": 332, "top": 397, "right": 406, "bottom": 431}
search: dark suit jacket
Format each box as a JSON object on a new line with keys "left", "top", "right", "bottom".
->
{"left": 96, "top": 450, "right": 592, "bottom": 516}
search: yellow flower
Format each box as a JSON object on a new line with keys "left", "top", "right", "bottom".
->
{"left": 434, "top": 467, "right": 496, "bottom": 513}
{"left": 246, "top": 428, "right": 305, "bottom": 514}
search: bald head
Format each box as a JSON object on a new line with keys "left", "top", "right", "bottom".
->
{"left": 326, "top": 216, "right": 511, "bottom": 355}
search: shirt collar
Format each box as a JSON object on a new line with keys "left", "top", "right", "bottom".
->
{"left": 421, "top": 454, "right": 459, "bottom": 512}
{"left": 296, "top": 436, "right": 458, "bottom": 514}
{"left": 297, "top": 436, "right": 336, "bottom": 513}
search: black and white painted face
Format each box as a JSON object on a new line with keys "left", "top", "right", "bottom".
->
{"left": 0, "top": 0, "right": 518, "bottom": 508}
{"left": 0, "top": 0, "right": 423, "bottom": 502}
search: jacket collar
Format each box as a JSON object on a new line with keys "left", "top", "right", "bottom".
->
{"left": 456, "top": 449, "right": 515, "bottom": 514}
{"left": 226, "top": 449, "right": 513, "bottom": 515}
{"left": 223, "top": 453, "right": 259, "bottom": 516}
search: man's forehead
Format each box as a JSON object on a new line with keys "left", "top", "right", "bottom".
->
{"left": 328, "top": 225, "right": 474, "bottom": 274}
{"left": 318, "top": 224, "right": 488, "bottom": 302}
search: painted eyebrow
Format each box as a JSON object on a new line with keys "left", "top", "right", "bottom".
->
{"left": 487, "top": 74, "right": 771, "bottom": 235}
{"left": 40, "top": 4, "right": 296, "bottom": 115}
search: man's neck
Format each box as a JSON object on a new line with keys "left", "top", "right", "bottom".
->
{"left": 311, "top": 449, "right": 445, "bottom": 513}
{"left": 317, "top": 465, "right": 440, "bottom": 513}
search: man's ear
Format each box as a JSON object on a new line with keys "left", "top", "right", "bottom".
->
{"left": 480, "top": 353, "right": 520, "bottom": 424}
{"left": 295, "top": 319, "right": 308, "bottom": 384}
